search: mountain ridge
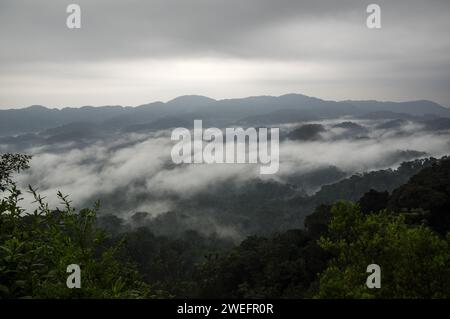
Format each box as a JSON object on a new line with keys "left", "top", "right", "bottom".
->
{"left": 3, "top": 93, "right": 449, "bottom": 112}
{"left": 1, "top": 93, "right": 449, "bottom": 136}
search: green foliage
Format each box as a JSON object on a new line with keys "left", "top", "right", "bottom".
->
{"left": 304, "top": 204, "right": 332, "bottom": 239}
{"left": 317, "top": 201, "right": 450, "bottom": 298}
{"left": 0, "top": 154, "right": 160, "bottom": 298}
{"left": 196, "top": 230, "right": 329, "bottom": 298}
{"left": 118, "top": 227, "right": 233, "bottom": 298}
{"left": 388, "top": 157, "right": 450, "bottom": 233}
{"left": 358, "top": 189, "right": 389, "bottom": 215}
{"left": 310, "top": 157, "right": 438, "bottom": 204}
{"left": 2, "top": 153, "right": 450, "bottom": 299}
{"left": 0, "top": 154, "right": 31, "bottom": 192}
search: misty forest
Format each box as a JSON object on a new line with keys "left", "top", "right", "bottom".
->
{"left": 1, "top": 94, "right": 450, "bottom": 298}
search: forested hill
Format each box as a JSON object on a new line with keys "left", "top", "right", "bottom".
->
{"left": 307, "top": 156, "right": 439, "bottom": 204}
{"left": 1, "top": 154, "right": 449, "bottom": 298}
{"left": 1, "top": 94, "right": 449, "bottom": 136}
{"left": 110, "top": 156, "right": 439, "bottom": 239}
{"left": 193, "top": 156, "right": 450, "bottom": 298}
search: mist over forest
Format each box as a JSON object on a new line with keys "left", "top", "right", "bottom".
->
{"left": 1, "top": 93, "right": 450, "bottom": 299}
{"left": 1, "top": 94, "right": 449, "bottom": 239}
{"left": 2, "top": 0, "right": 450, "bottom": 305}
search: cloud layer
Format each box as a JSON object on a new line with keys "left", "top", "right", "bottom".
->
{"left": 1, "top": 0, "right": 450, "bottom": 107}
{"left": 11, "top": 118, "right": 450, "bottom": 219}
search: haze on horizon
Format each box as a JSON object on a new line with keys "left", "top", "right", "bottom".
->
{"left": 1, "top": 0, "right": 450, "bottom": 109}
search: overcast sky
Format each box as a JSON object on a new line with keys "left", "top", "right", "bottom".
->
{"left": 1, "top": 0, "right": 449, "bottom": 109}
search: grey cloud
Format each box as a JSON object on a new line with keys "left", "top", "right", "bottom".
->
{"left": 11, "top": 119, "right": 450, "bottom": 215}
{"left": 0, "top": 0, "right": 363, "bottom": 62}
{"left": 1, "top": 0, "right": 449, "bottom": 62}
{"left": 1, "top": 0, "right": 449, "bottom": 107}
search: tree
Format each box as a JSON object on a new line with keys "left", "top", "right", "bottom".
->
{"left": 0, "top": 153, "right": 31, "bottom": 192}
{"left": 0, "top": 154, "right": 160, "bottom": 298}
{"left": 388, "top": 157, "right": 450, "bottom": 233}
{"left": 196, "top": 230, "right": 328, "bottom": 298}
{"left": 316, "top": 201, "right": 450, "bottom": 298}
{"left": 304, "top": 204, "right": 332, "bottom": 239}
{"left": 358, "top": 189, "right": 389, "bottom": 215}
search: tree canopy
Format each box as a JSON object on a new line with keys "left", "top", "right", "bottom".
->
{"left": 1, "top": 153, "right": 449, "bottom": 299}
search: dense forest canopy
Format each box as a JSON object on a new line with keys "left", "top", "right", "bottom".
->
{"left": 1, "top": 153, "right": 449, "bottom": 298}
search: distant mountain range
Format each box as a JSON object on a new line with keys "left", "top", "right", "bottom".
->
{"left": 1, "top": 94, "right": 450, "bottom": 137}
